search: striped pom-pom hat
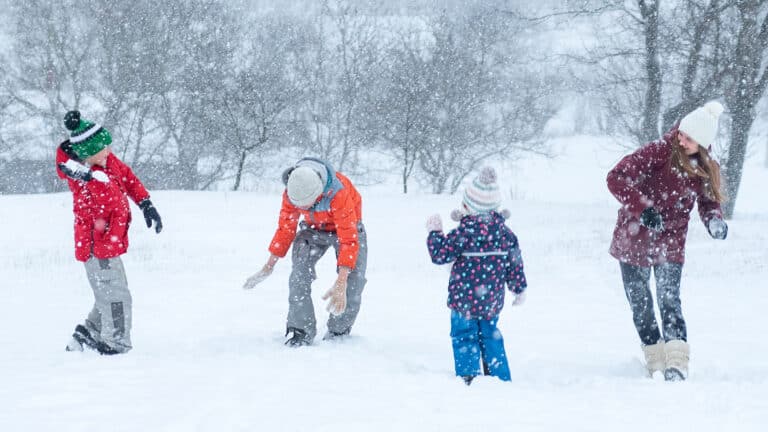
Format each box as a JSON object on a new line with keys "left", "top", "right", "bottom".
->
{"left": 63, "top": 110, "right": 112, "bottom": 160}
{"left": 462, "top": 166, "right": 501, "bottom": 214}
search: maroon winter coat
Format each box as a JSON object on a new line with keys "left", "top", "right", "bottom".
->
{"left": 56, "top": 146, "right": 150, "bottom": 262}
{"left": 607, "top": 127, "right": 723, "bottom": 266}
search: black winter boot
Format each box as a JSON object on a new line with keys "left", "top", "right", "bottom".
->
{"left": 322, "top": 328, "right": 351, "bottom": 341}
{"left": 70, "top": 325, "right": 121, "bottom": 355}
{"left": 285, "top": 327, "right": 311, "bottom": 347}
{"left": 462, "top": 375, "right": 475, "bottom": 386}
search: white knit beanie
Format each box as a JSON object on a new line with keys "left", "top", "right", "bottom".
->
{"left": 678, "top": 101, "right": 725, "bottom": 147}
{"left": 287, "top": 166, "right": 324, "bottom": 207}
{"left": 462, "top": 167, "right": 501, "bottom": 214}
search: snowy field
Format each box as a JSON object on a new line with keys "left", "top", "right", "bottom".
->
{"left": 1, "top": 135, "right": 767, "bottom": 431}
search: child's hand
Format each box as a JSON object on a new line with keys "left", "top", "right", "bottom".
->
{"left": 426, "top": 214, "right": 443, "bottom": 232}
{"left": 139, "top": 199, "right": 163, "bottom": 233}
{"left": 242, "top": 266, "right": 273, "bottom": 289}
{"left": 58, "top": 160, "right": 96, "bottom": 182}
{"left": 511, "top": 291, "right": 526, "bottom": 306}
{"left": 322, "top": 268, "right": 350, "bottom": 316}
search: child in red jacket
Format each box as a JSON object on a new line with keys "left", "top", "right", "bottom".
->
{"left": 56, "top": 110, "right": 162, "bottom": 355}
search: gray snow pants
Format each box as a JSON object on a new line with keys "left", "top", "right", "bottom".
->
{"left": 82, "top": 256, "right": 132, "bottom": 352}
{"left": 287, "top": 222, "right": 368, "bottom": 341}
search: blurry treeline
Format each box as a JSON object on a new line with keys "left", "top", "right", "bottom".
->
{"left": 0, "top": 0, "right": 766, "bottom": 218}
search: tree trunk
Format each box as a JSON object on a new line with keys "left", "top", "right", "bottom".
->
{"left": 639, "top": 0, "right": 662, "bottom": 142}
{"left": 722, "top": 115, "right": 753, "bottom": 219}
{"left": 721, "top": 1, "right": 767, "bottom": 218}
{"left": 233, "top": 150, "right": 247, "bottom": 191}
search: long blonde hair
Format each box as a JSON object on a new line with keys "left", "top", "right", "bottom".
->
{"left": 669, "top": 133, "right": 725, "bottom": 203}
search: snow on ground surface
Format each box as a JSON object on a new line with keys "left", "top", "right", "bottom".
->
{"left": 1, "top": 135, "right": 767, "bottom": 431}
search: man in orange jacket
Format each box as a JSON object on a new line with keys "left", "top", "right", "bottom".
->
{"left": 244, "top": 158, "right": 367, "bottom": 347}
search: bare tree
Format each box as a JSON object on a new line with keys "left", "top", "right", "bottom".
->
{"left": 295, "top": 0, "right": 383, "bottom": 173}
{"left": 148, "top": 1, "right": 237, "bottom": 190}
{"left": 377, "top": 32, "right": 435, "bottom": 193}
{"left": 0, "top": 0, "right": 97, "bottom": 150}
{"left": 659, "top": 0, "right": 767, "bottom": 218}
{"left": 88, "top": 0, "right": 168, "bottom": 167}
{"left": 418, "top": 11, "right": 554, "bottom": 193}
{"left": 576, "top": 0, "right": 766, "bottom": 218}
{"left": 637, "top": 0, "right": 662, "bottom": 142}
{"left": 0, "top": 92, "right": 10, "bottom": 155}
{"left": 660, "top": 0, "right": 733, "bottom": 131}
{"left": 214, "top": 15, "right": 310, "bottom": 190}
{"left": 719, "top": 0, "right": 768, "bottom": 217}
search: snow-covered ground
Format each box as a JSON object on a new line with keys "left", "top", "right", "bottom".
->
{"left": 1, "top": 136, "right": 766, "bottom": 431}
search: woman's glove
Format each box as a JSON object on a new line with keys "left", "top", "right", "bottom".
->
{"left": 707, "top": 217, "right": 728, "bottom": 240}
{"left": 640, "top": 207, "right": 663, "bottom": 231}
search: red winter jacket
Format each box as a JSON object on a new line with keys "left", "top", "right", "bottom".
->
{"left": 56, "top": 146, "right": 149, "bottom": 262}
{"left": 607, "top": 127, "right": 723, "bottom": 266}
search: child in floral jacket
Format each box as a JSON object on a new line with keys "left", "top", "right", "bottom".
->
{"left": 426, "top": 167, "right": 527, "bottom": 385}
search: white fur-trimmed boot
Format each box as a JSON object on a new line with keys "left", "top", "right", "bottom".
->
{"left": 641, "top": 341, "right": 665, "bottom": 377}
{"left": 664, "top": 339, "right": 690, "bottom": 381}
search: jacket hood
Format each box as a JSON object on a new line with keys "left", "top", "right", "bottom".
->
{"left": 460, "top": 211, "right": 508, "bottom": 239}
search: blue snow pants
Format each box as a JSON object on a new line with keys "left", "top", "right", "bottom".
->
{"left": 450, "top": 310, "right": 511, "bottom": 381}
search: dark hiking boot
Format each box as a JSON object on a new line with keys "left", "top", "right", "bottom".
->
{"left": 322, "top": 328, "right": 351, "bottom": 341}
{"left": 71, "top": 325, "right": 122, "bottom": 355}
{"left": 462, "top": 375, "right": 475, "bottom": 386}
{"left": 285, "top": 328, "right": 311, "bottom": 347}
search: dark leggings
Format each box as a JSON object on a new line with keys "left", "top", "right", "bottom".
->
{"left": 620, "top": 262, "right": 686, "bottom": 345}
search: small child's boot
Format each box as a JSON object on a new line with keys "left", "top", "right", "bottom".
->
{"left": 641, "top": 341, "right": 665, "bottom": 377}
{"left": 65, "top": 336, "right": 84, "bottom": 352}
{"left": 664, "top": 339, "right": 689, "bottom": 381}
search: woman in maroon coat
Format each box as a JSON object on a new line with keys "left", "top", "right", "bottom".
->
{"left": 56, "top": 110, "right": 162, "bottom": 355}
{"left": 607, "top": 101, "right": 728, "bottom": 381}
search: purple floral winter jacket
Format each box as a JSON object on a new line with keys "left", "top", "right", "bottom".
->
{"left": 427, "top": 211, "right": 527, "bottom": 320}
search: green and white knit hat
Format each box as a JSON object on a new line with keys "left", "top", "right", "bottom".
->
{"left": 462, "top": 166, "right": 501, "bottom": 214}
{"left": 64, "top": 110, "right": 112, "bottom": 159}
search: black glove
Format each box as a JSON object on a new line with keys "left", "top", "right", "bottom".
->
{"left": 707, "top": 217, "right": 728, "bottom": 240}
{"left": 58, "top": 161, "right": 93, "bottom": 182}
{"left": 139, "top": 199, "right": 163, "bottom": 233}
{"left": 640, "top": 207, "right": 664, "bottom": 232}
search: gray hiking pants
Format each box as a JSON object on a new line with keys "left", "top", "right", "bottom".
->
{"left": 82, "top": 256, "right": 132, "bottom": 352}
{"left": 287, "top": 222, "right": 368, "bottom": 341}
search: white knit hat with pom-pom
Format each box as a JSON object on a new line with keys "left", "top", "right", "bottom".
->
{"left": 462, "top": 166, "right": 501, "bottom": 214}
{"left": 679, "top": 101, "right": 725, "bottom": 148}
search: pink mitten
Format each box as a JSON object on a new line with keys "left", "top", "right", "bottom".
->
{"left": 512, "top": 291, "right": 526, "bottom": 306}
{"left": 426, "top": 214, "right": 443, "bottom": 232}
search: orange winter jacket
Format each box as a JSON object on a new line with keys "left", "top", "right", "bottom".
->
{"left": 268, "top": 169, "right": 363, "bottom": 269}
